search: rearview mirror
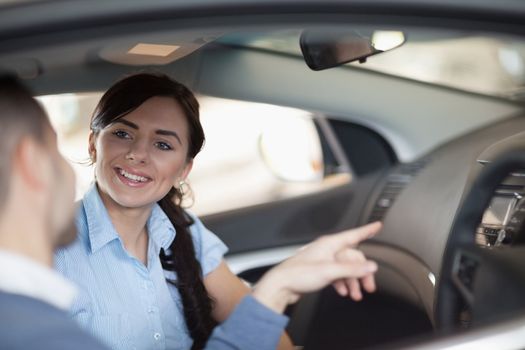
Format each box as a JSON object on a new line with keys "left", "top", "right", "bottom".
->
{"left": 300, "top": 29, "right": 405, "bottom": 71}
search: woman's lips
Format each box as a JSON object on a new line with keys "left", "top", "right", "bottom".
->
{"left": 114, "top": 167, "right": 152, "bottom": 188}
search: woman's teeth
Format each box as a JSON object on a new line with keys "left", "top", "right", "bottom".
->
{"left": 119, "top": 169, "right": 148, "bottom": 182}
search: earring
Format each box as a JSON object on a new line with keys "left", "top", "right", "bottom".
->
{"left": 177, "top": 180, "right": 194, "bottom": 208}
{"left": 178, "top": 180, "right": 188, "bottom": 196}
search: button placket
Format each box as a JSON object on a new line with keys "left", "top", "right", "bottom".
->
{"left": 143, "top": 278, "right": 165, "bottom": 349}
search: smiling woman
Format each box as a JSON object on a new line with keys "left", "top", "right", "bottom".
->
{"left": 48, "top": 71, "right": 354, "bottom": 350}
{"left": 53, "top": 72, "right": 246, "bottom": 350}
{"left": 90, "top": 95, "right": 194, "bottom": 209}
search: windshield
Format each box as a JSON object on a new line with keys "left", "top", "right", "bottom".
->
{"left": 219, "top": 29, "right": 525, "bottom": 101}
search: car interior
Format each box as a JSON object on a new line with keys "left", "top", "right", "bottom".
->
{"left": 2, "top": 1, "right": 525, "bottom": 349}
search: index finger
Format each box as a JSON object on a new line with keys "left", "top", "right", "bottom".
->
{"left": 325, "top": 221, "right": 382, "bottom": 249}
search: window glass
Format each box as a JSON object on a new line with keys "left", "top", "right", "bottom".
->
{"left": 38, "top": 93, "right": 351, "bottom": 215}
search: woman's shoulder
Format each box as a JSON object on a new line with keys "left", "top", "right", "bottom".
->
{"left": 185, "top": 210, "right": 213, "bottom": 245}
{"left": 184, "top": 210, "right": 229, "bottom": 276}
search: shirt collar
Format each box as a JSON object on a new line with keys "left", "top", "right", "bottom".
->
{"left": 0, "top": 249, "right": 77, "bottom": 310}
{"left": 147, "top": 202, "right": 176, "bottom": 253}
{"left": 83, "top": 183, "right": 176, "bottom": 254}
{"left": 82, "top": 183, "right": 121, "bottom": 253}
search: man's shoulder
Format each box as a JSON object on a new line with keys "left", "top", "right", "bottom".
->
{"left": 0, "top": 291, "right": 108, "bottom": 350}
{"left": 0, "top": 290, "right": 66, "bottom": 316}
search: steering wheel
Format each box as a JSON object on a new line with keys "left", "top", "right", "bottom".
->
{"left": 435, "top": 147, "right": 525, "bottom": 331}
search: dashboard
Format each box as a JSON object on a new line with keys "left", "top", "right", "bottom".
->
{"left": 360, "top": 114, "right": 525, "bottom": 324}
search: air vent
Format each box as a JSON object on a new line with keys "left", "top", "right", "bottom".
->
{"left": 368, "top": 159, "right": 428, "bottom": 222}
{"left": 495, "top": 183, "right": 525, "bottom": 196}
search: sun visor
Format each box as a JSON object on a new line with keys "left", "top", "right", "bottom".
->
{"left": 98, "top": 31, "right": 222, "bottom": 66}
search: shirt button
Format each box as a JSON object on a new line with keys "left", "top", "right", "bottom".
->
{"left": 154, "top": 333, "right": 161, "bottom": 340}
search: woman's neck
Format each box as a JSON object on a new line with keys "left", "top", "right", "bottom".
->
{"left": 96, "top": 185, "right": 152, "bottom": 264}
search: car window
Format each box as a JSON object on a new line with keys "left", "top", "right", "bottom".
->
{"left": 38, "top": 93, "right": 351, "bottom": 215}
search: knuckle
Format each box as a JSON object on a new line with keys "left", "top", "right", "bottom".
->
{"left": 355, "top": 250, "right": 366, "bottom": 260}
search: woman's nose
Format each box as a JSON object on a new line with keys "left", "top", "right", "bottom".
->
{"left": 125, "top": 140, "right": 149, "bottom": 164}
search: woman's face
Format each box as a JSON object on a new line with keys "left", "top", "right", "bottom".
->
{"left": 90, "top": 96, "right": 193, "bottom": 210}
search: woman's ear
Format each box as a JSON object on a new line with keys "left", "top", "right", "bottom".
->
{"left": 88, "top": 131, "right": 97, "bottom": 163}
{"left": 180, "top": 159, "right": 193, "bottom": 181}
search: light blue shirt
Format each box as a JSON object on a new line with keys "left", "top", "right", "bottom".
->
{"left": 55, "top": 184, "right": 228, "bottom": 350}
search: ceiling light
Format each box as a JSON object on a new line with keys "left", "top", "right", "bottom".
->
{"left": 127, "top": 43, "right": 180, "bottom": 57}
{"left": 371, "top": 31, "right": 405, "bottom": 51}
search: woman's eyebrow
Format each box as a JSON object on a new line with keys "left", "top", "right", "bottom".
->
{"left": 156, "top": 129, "right": 182, "bottom": 145}
{"left": 115, "top": 119, "right": 139, "bottom": 129}
{"left": 115, "top": 119, "right": 182, "bottom": 145}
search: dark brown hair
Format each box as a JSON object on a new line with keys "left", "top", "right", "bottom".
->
{"left": 0, "top": 75, "right": 48, "bottom": 209}
{"left": 90, "top": 72, "right": 215, "bottom": 349}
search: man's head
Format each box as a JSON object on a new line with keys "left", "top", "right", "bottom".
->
{"left": 0, "top": 75, "right": 76, "bottom": 255}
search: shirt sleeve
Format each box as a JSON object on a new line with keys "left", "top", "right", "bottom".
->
{"left": 187, "top": 212, "right": 229, "bottom": 276}
{"left": 205, "top": 295, "right": 289, "bottom": 350}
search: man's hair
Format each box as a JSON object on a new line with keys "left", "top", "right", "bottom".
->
{"left": 0, "top": 75, "right": 48, "bottom": 208}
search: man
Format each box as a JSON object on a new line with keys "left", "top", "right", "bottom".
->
{"left": 0, "top": 75, "right": 105, "bottom": 349}
{"left": 0, "top": 75, "right": 380, "bottom": 350}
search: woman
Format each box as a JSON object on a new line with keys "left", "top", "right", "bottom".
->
{"left": 55, "top": 72, "right": 378, "bottom": 350}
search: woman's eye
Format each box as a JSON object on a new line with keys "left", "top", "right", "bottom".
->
{"left": 155, "top": 141, "right": 173, "bottom": 151}
{"left": 113, "top": 130, "right": 131, "bottom": 139}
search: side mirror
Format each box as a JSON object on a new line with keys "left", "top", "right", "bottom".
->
{"left": 258, "top": 117, "right": 323, "bottom": 182}
{"left": 300, "top": 29, "right": 405, "bottom": 71}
